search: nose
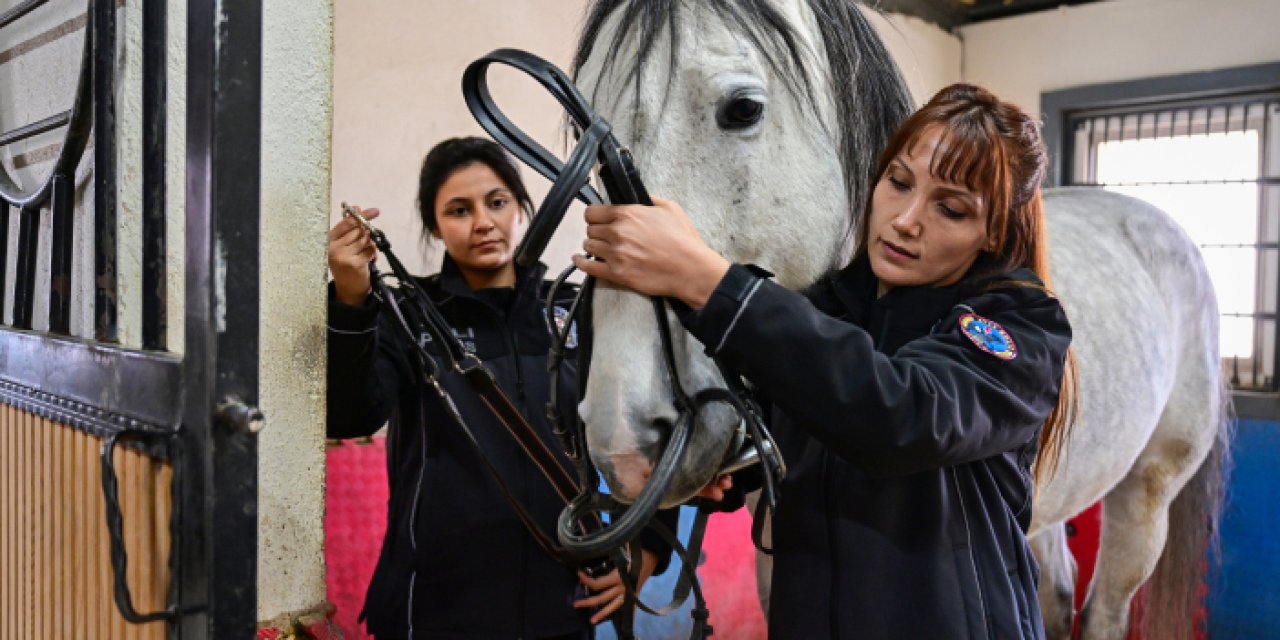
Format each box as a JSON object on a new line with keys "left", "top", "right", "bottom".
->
{"left": 472, "top": 207, "right": 495, "bottom": 234}
{"left": 890, "top": 195, "right": 925, "bottom": 237}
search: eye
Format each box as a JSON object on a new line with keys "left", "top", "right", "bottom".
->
{"left": 717, "top": 94, "right": 765, "bottom": 130}
{"left": 938, "top": 203, "right": 967, "bottom": 219}
{"left": 490, "top": 196, "right": 509, "bottom": 210}
{"left": 887, "top": 175, "right": 909, "bottom": 191}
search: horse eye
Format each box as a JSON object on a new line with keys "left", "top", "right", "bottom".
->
{"left": 717, "top": 96, "right": 765, "bottom": 130}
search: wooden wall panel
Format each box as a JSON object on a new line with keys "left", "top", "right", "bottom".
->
{"left": 0, "top": 405, "right": 171, "bottom": 640}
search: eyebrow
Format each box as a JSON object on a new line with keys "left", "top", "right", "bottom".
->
{"left": 892, "top": 158, "right": 977, "bottom": 202}
{"left": 442, "top": 187, "right": 513, "bottom": 208}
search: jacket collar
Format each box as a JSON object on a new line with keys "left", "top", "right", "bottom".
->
{"left": 434, "top": 254, "right": 546, "bottom": 305}
{"left": 829, "top": 254, "right": 1017, "bottom": 351}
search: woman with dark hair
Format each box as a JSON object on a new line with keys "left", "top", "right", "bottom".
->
{"left": 326, "top": 136, "right": 670, "bottom": 639}
{"left": 574, "top": 84, "right": 1077, "bottom": 639}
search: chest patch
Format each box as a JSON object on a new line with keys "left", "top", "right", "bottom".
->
{"left": 958, "top": 312, "right": 1017, "bottom": 360}
{"left": 544, "top": 305, "right": 578, "bottom": 349}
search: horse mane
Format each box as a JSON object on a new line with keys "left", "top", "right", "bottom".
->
{"left": 572, "top": 0, "right": 914, "bottom": 256}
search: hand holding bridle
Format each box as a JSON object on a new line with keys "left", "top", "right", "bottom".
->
{"left": 573, "top": 549, "right": 660, "bottom": 625}
{"left": 574, "top": 196, "right": 730, "bottom": 309}
{"left": 328, "top": 205, "right": 381, "bottom": 306}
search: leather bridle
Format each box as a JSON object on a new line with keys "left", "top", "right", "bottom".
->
{"left": 462, "top": 48, "right": 787, "bottom": 626}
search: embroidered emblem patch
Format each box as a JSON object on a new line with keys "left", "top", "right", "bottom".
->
{"left": 958, "top": 312, "right": 1017, "bottom": 360}
{"left": 544, "top": 306, "right": 578, "bottom": 349}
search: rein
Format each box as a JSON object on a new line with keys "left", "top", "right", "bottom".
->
{"left": 463, "top": 48, "right": 788, "bottom": 636}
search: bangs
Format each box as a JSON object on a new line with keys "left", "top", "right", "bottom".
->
{"left": 919, "top": 116, "right": 1003, "bottom": 198}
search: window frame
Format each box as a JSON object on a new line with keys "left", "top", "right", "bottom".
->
{"left": 1041, "top": 62, "right": 1280, "bottom": 419}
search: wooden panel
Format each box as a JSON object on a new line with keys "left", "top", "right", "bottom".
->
{"left": 0, "top": 404, "right": 170, "bottom": 639}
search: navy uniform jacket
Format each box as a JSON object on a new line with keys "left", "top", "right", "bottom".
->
{"left": 682, "top": 257, "right": 1070, "bottom": 639}
{"left": 327, "top": 257, "right": 672, "bottom": 639}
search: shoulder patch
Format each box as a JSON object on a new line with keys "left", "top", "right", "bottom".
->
{"left": 958, "top": 312, "right": 1017, "bottom": 360}
{"left": 544, "top": 306, "right": 578, "bottom": 349}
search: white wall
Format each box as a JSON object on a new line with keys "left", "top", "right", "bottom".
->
{"left": 865, "top": 9, "right": 962, "bottom": 107}
{"left": 332, "top": 0, "right": 596, "bottom": 277}
{"left": 331, "top": 2, "right": 960, "bottom": 278}
{"left": 959, "top": 0, "right": 1280, "bottom": 118}
{"left": 257, "top": 0, "right": 333, "bottom": 624}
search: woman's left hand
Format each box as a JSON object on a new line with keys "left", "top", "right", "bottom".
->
{"left": 574, "top": 196, "right": 730, "bottom": 309}
{"left": 573, "top": 549, "right": 660, "bottom": 625}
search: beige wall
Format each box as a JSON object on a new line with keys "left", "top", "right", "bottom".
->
{"left": 959, "top": 0, "right": 1280, "bottom": 118}
{"left": 332, "top": 0, "right": 597, "bottom": 277}
{"left": 258, "top": 0, "right": 333, "bottom": 623}
{"left": 331, "top": 2, "right": 961, "bottom": 277}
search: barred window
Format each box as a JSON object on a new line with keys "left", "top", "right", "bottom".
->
{"left": 1063, "top": 94, "right": 1280, "bottom": 391}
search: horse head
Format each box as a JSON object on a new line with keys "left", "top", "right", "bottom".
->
{"left": 572, "top": 0, "right": 913, "bottom": 506}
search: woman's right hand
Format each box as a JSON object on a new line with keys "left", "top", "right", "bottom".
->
{"left": 328, "top": 206, "right": 380, "bottom": 306}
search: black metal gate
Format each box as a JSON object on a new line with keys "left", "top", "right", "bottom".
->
{"left": 0, "top": 0, "right": 261, "bottom": 636}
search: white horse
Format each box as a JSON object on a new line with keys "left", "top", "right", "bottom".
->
{"left": 568, "top": 1, "right": 1231, "bottom": 639}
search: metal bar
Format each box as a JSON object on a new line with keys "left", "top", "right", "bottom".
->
{"left": 180, "top": 0, "right": 262, "bottom": 633}
{"left": 1200, "top": 242, "right": 1280, "bottom": 250}
{"left": 1074, "top": 177, "right": 1280, "bottom": 188}
{"left": 0, "top": 0, "right": 48, "bottom": 30}
{"left": 141, "top": 0, "right": 166, "bottom": 350}
{"left": 0, "top": 111, "right": 70, "bottom": 148}
{"left": 1223, "top": 312, "right": 1277, "bottom": 319}
{"left": 94, "top": 0, "right": 118, "bottom": 342}
{"left": 48, "top": 173, "right": 72, "bottom": 333}
{"left": 0, "top": 331, "right": 181, "bottom": 452}
{"left": 12, "top": 206, "right": 39, "bottom": 329}
{"left": 1070, "top": 91, "right": 1280, "bottom": 123}
{"left": 0, "top": 204, "right": 8, "bottom": 324}
{"left": 1265, "top": 102, "right": 1279, "bottom": 390}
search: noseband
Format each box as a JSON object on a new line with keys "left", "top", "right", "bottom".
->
{"left": 464, "top": 48, "right": 786, "bottom": 579}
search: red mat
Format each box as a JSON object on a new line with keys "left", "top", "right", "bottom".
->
{"left": 325, "top": 438, "right": 1110, "bottom": 640}
{"left": 325, "top": 438, "right": 389, "bottom": 640}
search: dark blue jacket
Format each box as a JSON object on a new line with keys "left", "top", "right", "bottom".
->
{"left": 327, "top": 257, "right": 671, "bottom": 639}
{"left": 682, "top": 257, "right": 1070, "bottom": 639}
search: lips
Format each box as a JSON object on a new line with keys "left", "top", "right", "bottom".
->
{"left": 880, "top": 239, "right": 918, "bottom": 260}
{"left": 473, "top": 239, "right": 503, "bottom": 250}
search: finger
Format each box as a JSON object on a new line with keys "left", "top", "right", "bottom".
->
{"left": 328, "top": 215, "right": 359, "bottom": 240}
{"left": 572, "top": 587, "right": 620, "bottom": 609}
{"left": 332, "top": 225, "right": 367, "bottom": 249}
{"left": 584, "top": 204, "right": 620, "bottom": 224}
{"left": 590, "top": 592, "right": 626, "bottom": 624}
{"left": 572, "top": 253, "right": 611, "bottom": 281}
{"left": 581, "top": 238, "right": 612, "bottom": 258}
{"left": 584, "top": 222, "right": 613, "bottom": 241}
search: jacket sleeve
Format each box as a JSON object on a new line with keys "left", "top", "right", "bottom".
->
{"left": 326, "top": 283, "right": 415, "bottom": 439}
{"left": 680, "top": 264, "right": 1072, "bottom": 478}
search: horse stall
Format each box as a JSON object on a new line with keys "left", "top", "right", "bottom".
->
{"left": 0, "top": 0, "right": 335, "bottom": 637}
{"left": 321, "top": 0, "right": 1280, "bottom": 639}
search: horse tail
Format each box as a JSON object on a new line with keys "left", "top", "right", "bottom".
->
{"left": 1139, "top": 379, "right": 1234, "bottom": 640}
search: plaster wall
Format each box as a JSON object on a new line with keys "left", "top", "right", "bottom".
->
{"left": 257, "top": 0, "right": 333, "bottom": 621}
{"left": 959, "top": 0, "right": 1280, "bottom": 118}
{"left": 864, "top": 8, "right": 962, "bottom": 108}
{"left": 331, "top": 1, "right": 960, "bottom": 278}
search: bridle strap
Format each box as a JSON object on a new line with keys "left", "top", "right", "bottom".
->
{"left": 463, "top": 47, "right": 788, "bottom": 638}
{"left": 350, "top": 208, "right": 606, "bottom": 566}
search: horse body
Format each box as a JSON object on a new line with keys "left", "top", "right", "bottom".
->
{"left": 573, "top": 2, "right": 1229, "bottom": 638}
